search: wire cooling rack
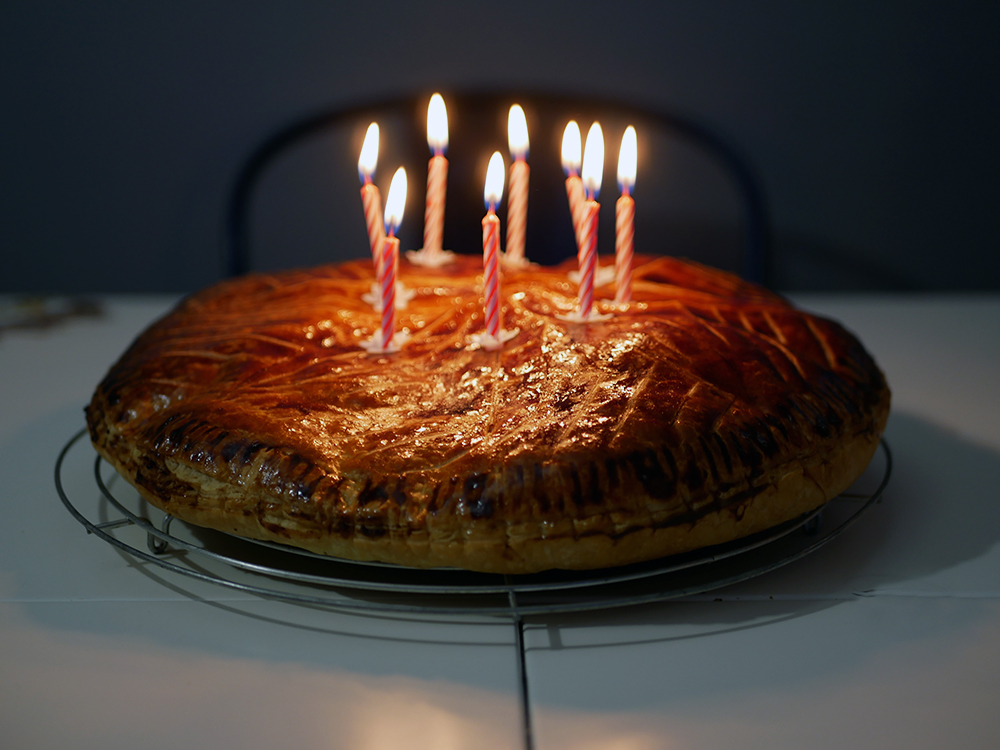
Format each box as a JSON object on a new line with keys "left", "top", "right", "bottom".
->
{"left": 55, "top": 428, "right": 892, "bottom": 618}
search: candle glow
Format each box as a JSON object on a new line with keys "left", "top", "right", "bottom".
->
{"left": 358, "top": 122, "right": 379, "bottom": 182}
{"left": 581, "top": 122, "right": 604, "bottom": 199}
{"left": 508, "top": 105, "right": 529, "bottom": 160}
{"left": 561, "top": 121, "right": 582, "bottom": 175}
{"left": 427, "top": 93, "right": 449, "bottom": 155}
{"left": 384, "top": 167, "right": 407, "bottom": 235}
{"left": 484, "top": 151, "right": 505, "bottom": 208}
{"left": 617, "top": 125, "right": 637, "bottom": 195}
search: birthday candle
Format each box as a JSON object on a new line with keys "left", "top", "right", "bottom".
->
{"left": 577, "top": 123, "right": 604, "bottom": 318}
{"left": 561, "top": 121, "right": 586, "bottom": 258}
{"left": 482, "top": 152, "right": 505, "bottom": 340}
{"left": 423, "top": 93, "right": 449, "bottom": 257}
{"left": 505, "top": 104, "right": 529, "bottom": 264}
{"left": 379, "top": 167, "right": 407, "bottom": 350}
{"left": 615, "top": 126, "right": 637, "bottom": 305}
{"left": 357, "top": 123, "right": 385, "bottom": 262}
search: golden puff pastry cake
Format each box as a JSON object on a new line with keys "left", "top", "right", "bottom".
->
{"left": 86, "top": 254, "right": 890, "bottom": 574}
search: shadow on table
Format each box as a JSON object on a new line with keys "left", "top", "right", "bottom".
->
{"left": 525, "top": 410, "right": 1000, "bottom": 641}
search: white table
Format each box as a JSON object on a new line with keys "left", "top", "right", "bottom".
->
{"left": 2, "top": 294, "right": 998, "bottom": 749}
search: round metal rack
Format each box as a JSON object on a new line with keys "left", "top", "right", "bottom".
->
{"left": 56, "top": 428, "right": 892, "bottom": 619}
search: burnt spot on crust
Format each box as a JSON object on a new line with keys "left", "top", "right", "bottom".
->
{"left": 683, "top": 458, "right": 705, "bottom": 493}
{"left": 532, "top": 463, "right": 551, "bottom": 513}
{"left": 462, "top": 472, "right": 493, "bottom": 519}
{"left": 789, "top": 397, "right": 832, "bottom": 438}
{"left": 749, "top": 419, "right": 779, "bottom": 458}
{"left": 293, "top": 469, "right": 325, "bottom": 501}
{"left": 220, "top": 439, "right": 245, "bottom": 463}
{"left": 628, "top": 448, "right": 675, "bottom": 500}
{"left": 426, "top": 475, "right": 458, "bottom": 514}
{"left": 584, "top": 461, "right": 603, "bottom": 506}
{"left": 239, "top": 440, "right": 266, "bottom": 466}
{"left": 565, "top": 462, "right": 606, "bottom": 509}
{"left": 698, "top": 436, "right": 720, "bottom": 483}
{"left": 605, "top": 456, "right": 621, "bottom": 491}
{"left": 764, "top": 412, "right": 789, "bottom": 443}
{"left": 732, "top": 429, "right": 764, "bottom": 470}
{"left": 168, "top": 419, "right": 197, "bottom": 449}
{"left": 568, "top": 464, "right": 584, "bottom": 508}
{"left": 712, "top": 432, "right": 733, "bottom": 476}
{"left": 208, "top": 430, "right": 230, "bottom": 449}
{"left": 357, "top": 478, "right": 390, "bottom": 507}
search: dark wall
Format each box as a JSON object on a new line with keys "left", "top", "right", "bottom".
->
{"left": 2, "top": 1, "right": 996, "bottom": 293}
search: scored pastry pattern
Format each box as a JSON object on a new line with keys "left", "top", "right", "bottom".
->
{"left": 87, "top": 254, "right": 889, "bottom": 572}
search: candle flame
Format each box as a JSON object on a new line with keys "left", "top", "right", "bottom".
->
{"left": 384, "top": 167, "right": 407, "bottom": 234}
{"left": 484, "top": 151, "right": 505, "bottom": 208}
{"left": 561, "top": 121, "right": 581, "bottom": 175}
{"left": 358, "top": 122, "right": 379, "bottom": 182}
{"left": 581, "top": 122, "right": 604, "bottom": 198}
{"left": 508, "top": 104, "right": 529, "bottom": 160}
{"left": 617, "top": 125, "right": 637, "bottom": 193}
{"left": 427, "top": 93, "right": 449, "bottom": 154}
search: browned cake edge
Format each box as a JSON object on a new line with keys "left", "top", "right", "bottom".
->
{"left": 88, "top": 395, "right": 888, "bottom": 574}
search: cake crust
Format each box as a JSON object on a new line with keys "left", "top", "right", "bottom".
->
{"left": 86, "top": 254, "right": 890, "bottom": 574}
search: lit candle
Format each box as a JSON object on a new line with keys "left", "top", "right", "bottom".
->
{"left": 416, "top": 92, "right": 451, "bottom": 266}
{"left": 577, "top": 122, "right": 604, "bottom": 319}
{"left": 504, "top": 104, "right": 530, "bottom": 267}
{"left": 615, "top": 126, "right": 637, "bottom": 305}
{"left": 472, "top": 152, "right": 519, "bottom": 350}
{"left": 357, "top": 122, "right": 385, "bottom": 262}
{"left": 561, "top": 121, "right": 586, "bottom": 255}
{"left": 361, "top": 167, "right": 409, "bottom": 353}
{"left": 482, "top": 153, "right": 503, "bottom": 340}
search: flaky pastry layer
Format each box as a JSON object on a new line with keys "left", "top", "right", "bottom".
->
{"left": 87, "top": 254, "right": 890, "bottom": 573}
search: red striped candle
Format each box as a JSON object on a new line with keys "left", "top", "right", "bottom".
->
{"left": 423, "top": 94, "right": 448, "bottom": 256}
{"left": 505, "top": 105, "right": 529, "bottom": 263}
{"left": 378, "top": 235, "right": 398, "bottom": 348}
{"left": 362, "top": 166, "right": 407, "bottom": 353}
{"left": 578, "top": 200, "right": 599, "bottom": 318}
{"left": 577, "top": 123, "right": 604, "bottom": 318}
{"left": 565, "top": 174, "right": 586, "bottom": 259}
{"left": 482, "top": 211, "right": 500, "bottom": 338}
{"left": 482, "top": 152, "right": 505, "bottom": 340}
{"left": 614, "top": 194, "right": 634, "bottom": 304}
{"left": 361, "top": 183, "right": 385, "bottom": 262}
{"left": 561, "top": 121, "right": 586, "bottom": 258}
{"left": 615, "top": 126, "right": 637, "bottom": 305}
